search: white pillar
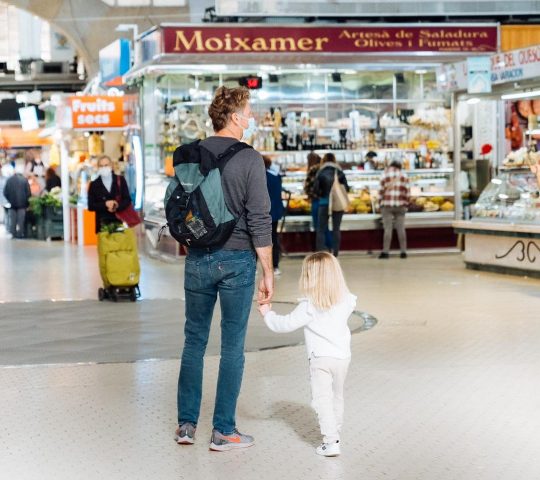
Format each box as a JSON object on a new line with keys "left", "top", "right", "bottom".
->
{"left": 17, "top": 9, "right": 41, "bottom": 59}
{"left": 60, "top": 137, "right": 71, "bottom": 242}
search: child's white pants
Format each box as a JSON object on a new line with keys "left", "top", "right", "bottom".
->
{"left": 309, "top": 356, "right": 350, "bottom": 443}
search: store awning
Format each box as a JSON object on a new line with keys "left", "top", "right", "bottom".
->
{"left": 0, "top": 128, "right": 53, "bottom": 148}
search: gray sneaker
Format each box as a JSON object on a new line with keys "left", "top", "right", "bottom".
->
{"left": 174, "top": 422, "right": 196, "bottom": 444}
{"left": 209, "top": 428, "right": 254, "bottom": 451}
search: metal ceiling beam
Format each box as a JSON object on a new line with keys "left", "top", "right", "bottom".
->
{"left": 2, "top": 0, "right": 192, "bottom": 75}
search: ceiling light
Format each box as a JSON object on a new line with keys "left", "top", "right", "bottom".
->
{"left": 501, "top": 89, "right": 540, "bottom": 100}
{"left": 466, "top": 98, "right": 480, "bottom": 105}
{"left": 415, "top": 69, "right": 427, "bottom": 75}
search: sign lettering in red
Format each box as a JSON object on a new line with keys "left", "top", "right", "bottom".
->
{"left": 160, "top": 25, "right": 498, "bottom": 55}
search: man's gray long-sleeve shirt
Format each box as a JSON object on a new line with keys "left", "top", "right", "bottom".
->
{"left": 200, "top": 136, "right": 272, "bottom": 250}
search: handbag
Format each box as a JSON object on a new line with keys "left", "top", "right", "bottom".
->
{"left": 330, "top": 171, "right": 350, "bottom": 212}
{"left": 115, "top": 177, "right": 141, "bottom": 228}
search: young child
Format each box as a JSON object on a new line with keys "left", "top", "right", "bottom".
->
{"left": 258, "top": 251, "right": 356, "bottom": 457}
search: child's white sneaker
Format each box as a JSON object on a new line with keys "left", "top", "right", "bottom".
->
{"left": 316, "top": 440, "right": 340, "bottom": 457}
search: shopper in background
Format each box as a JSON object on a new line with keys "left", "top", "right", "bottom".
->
{"left": 87, "top": 155, "right": 132, "bottom": 233}
{"left": 304, "top": 152, "right": 332, "bottom": 251}
{"left": 45, "top": 167, "right": 61, "bottom": 192}
{"left": 0, "top": 163, "right": 9, "bottom": 229}
{"left": 363, "top": 151, "right": 377, "bottom": 171}
{"left": 263, "top": 155, "right": 284, "bottom": 275}
{"left": 175, "top": 86, "right": 273, "bottom": 452}
{"left": 258, "top": 252, "right": 356, "bottom": 457}
{"left": 313, "top": 153, "right": 349, "bottom": 257}
{"left": 25, "top": 149, "right": 46, "bottom": 189}
{"left": 378, "top": 160, "right": 410, "bottom": 259}
{"left": 28, "top": 174, "right": 42, "bottom": 197}
{"left": 3, "top": 164, "right": 31, "bottom": 239}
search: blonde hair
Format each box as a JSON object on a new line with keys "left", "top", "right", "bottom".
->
{"left": 299, "top": 252, "right": 350, "bottom": 310}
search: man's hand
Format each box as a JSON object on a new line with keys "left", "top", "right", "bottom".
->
{"left": 257, "top": 273, "right": 274, "bottom": 305}
{"left": 255, "top": 245, "right": 274, "bottom": 305}
{"left": 258, "top": 303, "right": 271, "bottom": 316}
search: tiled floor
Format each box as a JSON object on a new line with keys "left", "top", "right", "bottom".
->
{"left": 2, "top": 230, "right": 540, "bottom": 479}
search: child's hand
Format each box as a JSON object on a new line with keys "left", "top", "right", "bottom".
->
{"left": 258, "top": 303, "right": 271, "bottom": 316}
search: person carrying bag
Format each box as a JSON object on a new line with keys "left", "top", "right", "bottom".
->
{"left": 313, "top": 153, "right": 350, "bottom": 257}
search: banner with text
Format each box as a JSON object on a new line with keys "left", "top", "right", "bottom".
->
{"left": 69, "top": 96, "right": 125, "bottom": 130}
{"left": 156, "top": 25, "right": 498, "bottom": 57}
{"left": 438, "top": 44, "right": 540, "bottom": 92}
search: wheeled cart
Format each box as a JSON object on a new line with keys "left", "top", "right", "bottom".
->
{"left": 97, "top": 227, "right": 141, "bottom": 302}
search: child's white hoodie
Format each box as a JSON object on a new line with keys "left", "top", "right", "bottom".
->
{"left": 263, "top": 292, "right": 357, "bottom": 359}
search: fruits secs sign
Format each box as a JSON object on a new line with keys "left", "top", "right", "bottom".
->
{"left": 69, "top": 96, "right": 125, "bottom": 129}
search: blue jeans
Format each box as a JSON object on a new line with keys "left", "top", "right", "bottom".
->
{"left": 311, "top": 199, "right": 332, "bottom": 250}
{"left": 177, "top": 248, "right": 256, "bottom": 435}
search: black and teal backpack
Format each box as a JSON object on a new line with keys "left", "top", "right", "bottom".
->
{"left": 163, "top": 140, "right": 251, "bottom": 248}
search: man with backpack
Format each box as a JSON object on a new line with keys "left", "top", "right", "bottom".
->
{"left": 172, "top": 86, "right": 273, "bottom": 451}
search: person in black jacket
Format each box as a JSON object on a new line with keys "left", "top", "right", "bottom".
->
{"left": 87, "top": 155, "right": 132, "bottom": 233}
{"left": 313, "top": 153, "right": 349, "bottom": 257}
{"left": 3, "top": 164, "right": 31, "bottom": 239}
{"left": 45, "top": 167, "right": 61, "bottom": 192}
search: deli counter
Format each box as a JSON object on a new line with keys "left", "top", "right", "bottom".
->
{"left": 145, "top": 155, "right": 457, "bottom": 255}
{"left": 454, "top": 168, "right": 540, "bottom": 278}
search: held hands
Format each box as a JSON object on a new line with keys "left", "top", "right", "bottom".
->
{"left": 257, "top": 303, "right": 272, "bottom": 317}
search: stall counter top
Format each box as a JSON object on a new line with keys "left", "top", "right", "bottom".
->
{"left": 453, "top": 220, "right": 540, "bottom": 237}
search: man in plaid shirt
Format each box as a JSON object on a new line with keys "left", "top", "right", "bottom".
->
{"left": 378, "top": 161, "right": 410, "bottom": 259}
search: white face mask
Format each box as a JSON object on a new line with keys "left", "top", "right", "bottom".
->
{"left": 98, "top": 166, "right": 112, "bottom": 178}
{"left": 241, "top": 117, "right": 258, "bottom": 142}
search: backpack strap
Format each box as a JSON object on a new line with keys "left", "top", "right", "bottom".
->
{"left": 200, "top": 141, "right": 253, "bottom": 175}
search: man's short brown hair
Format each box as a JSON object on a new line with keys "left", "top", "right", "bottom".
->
{"left": 208, "top": 86, "right": 250, "bottom": 132}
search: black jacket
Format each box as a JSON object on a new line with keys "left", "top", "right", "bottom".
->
{"left": 313, "top": 163, "right": 349, "bottom": 199}
{"left": 3, "top": 174, "right": 31, "bottom": 209}
{"left": 88, "top": 174, "right": 131, "bottom": 233}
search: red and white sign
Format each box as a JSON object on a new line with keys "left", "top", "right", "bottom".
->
{"left": 69, "top": 96, "right": 125, "bottom": 129}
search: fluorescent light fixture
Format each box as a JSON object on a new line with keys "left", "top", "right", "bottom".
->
{"left": 309, "top": 92, "right": 324, "bottom": 100}
{"left": 415, "top": 69, "right": 427, "bottom": 75}
{"left": 466, "top": 98, "right": 480, "bottom": 105}
{"left": 132, "top": 135, "right": 144, "bottom": 210}
{"left": 501, "top": 90, "right": 540, "bottom": 100}
{"left": 526, "top": 129, "right": 540, "bottom": 135}
{"left": 115, "top": 23, "right": 138, "bottom": 33}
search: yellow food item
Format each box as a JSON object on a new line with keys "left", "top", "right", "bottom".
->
{"left": 430, "top": 196, "right": 445, "bottom": 206}
{"left": 423, "top": 201, "right": 440, "bottom": 212}
{"left": 355, "top": 203, "right": 372, "bottom": 214}
{"left": 415, "top": 197, "right": 427, "bottom": 206}
{"left": 440, "top": 201, "right": 454, "bottom": 212}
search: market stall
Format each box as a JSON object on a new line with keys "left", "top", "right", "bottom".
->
{"left": 125, "top": 23, "right": 499, "bottom": 257}
{"left": 43, "top": 93, "right": 141, "bottom": 245}
{"left": 447, "top": 43, "right": 540, "bottom": 276}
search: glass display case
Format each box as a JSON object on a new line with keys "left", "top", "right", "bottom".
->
{"left": 138, "top": 68, "right": 454, "bottom": 230}
{"left": 472, "top": 168, "right": 540, "bottom": 224}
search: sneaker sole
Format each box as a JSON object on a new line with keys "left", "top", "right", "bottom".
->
{"left": 209, "top": 441, "right": 254, "bottom": 451}
{"left": 174, "top": 435, "right": 195, "bottom": 445}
